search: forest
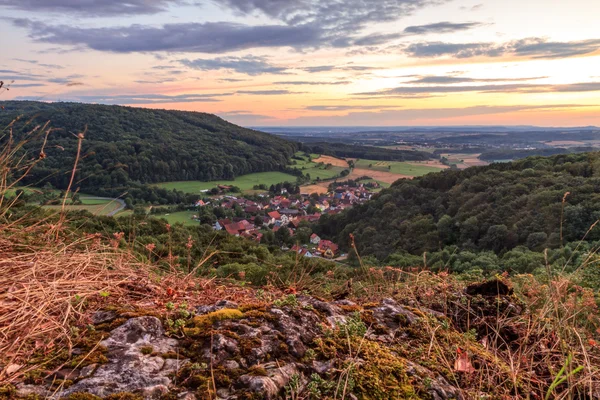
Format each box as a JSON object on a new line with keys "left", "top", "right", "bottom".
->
{"left": 0, "top": 101, "right": 298, "bottom": 194}
{"left": 316, "top": 151, "right": 600, "bottom": 261}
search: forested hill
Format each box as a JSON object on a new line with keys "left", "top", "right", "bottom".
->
{"left": 1, "top": 101, "right": 297, "bottom": 190}
{"left": 316, "top": 151, "right": 600, "bottom": 260}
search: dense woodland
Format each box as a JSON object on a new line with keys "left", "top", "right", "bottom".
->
{"left": 300, "top": 142, "right": 431, "bottom": 161}
{"left": 317, "top": 151, "right": 600, "bottom": 262}
{"left": 1, "top": 101, "right": 297, "bottom": 192}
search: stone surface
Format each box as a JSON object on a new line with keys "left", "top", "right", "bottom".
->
{"left": 58, "top": 317, "right": 187, "bottom": 399}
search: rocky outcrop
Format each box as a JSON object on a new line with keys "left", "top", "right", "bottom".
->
{"left": 59, "top": 317, "right": 188, "bottom": 399}
{"left": 11, "top": 295, "right": 487, "bottom": 400}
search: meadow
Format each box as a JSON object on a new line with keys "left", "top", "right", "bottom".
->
{"left": 43, "top": 199, "right": 122, "bottom": 216}
{"left": 155, "top": 171, "right": 298, "bottom": 194}
{"left": 353, "top": 159, "right": 444, "bottom": 176}
{"left": 292, "top": 153, "right": 347, "bottom": 181}
{"left": 158, "top": 211, "right": 199, "bottom": 226}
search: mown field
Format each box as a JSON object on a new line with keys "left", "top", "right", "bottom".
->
{"left": 43, "top": 200, "right": 122, "bottom": 216}
{"left": 158, "top": 211, "right": 199, "bottom": 226}
{"left": 292, "top": 153, "right": 347, "bottom": 181}
{"left": 354, "top": 159, "right": 444, "bottom": 176}
{"left": 155, "top": 171, "right": 298, "bottom": 194}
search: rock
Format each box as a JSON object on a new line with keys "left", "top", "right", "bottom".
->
{"left": 405, "top": 361, "right": 464, "bottom": 400}
{"left": 15, "top": 384, "right": 51, "bottom": 398}
{"left": 222, "top": 360, "right": 240, "bottom": 370}
{"left": 78, "top": 364, "right": 97, "bottom": 379}
{"left": 58, "top": 317, "right": 187, "bottom": 399}
{"left": 238, "top": 363, "right": 299, "bottom": 399}
{"left": 91, "top": 310, "right": 117, "bottom": 324}
{"left": 312, "top": 360, "right": 334, "bottom": 374}
{"left": 371, "top": 298, "right": 419, "bottom": 333}
{"left": 196, "top": 300, "right": 239, "bottom": 315}
{"left": 178, "top": 392, "right": 198, "bottom": 400}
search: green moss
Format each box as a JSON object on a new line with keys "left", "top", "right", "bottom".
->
{"left": 183, "top": 309, "right": 244, "bottom": 337}
{"left": 104, "top": 393, "right": 144, "bottom": 400}
{"left": 247, "top": 365, "right": 268, "bottom": 376}
{"left": 140, "top": 346, "right": 154, "bottom": 355}
{"left": 0, "top": 385, "right": 16, "bottom": 399}
{"left": 61, "top": 393, "right": 102, "bottom": 400}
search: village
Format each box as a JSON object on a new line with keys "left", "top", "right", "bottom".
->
{"left": 191, "top": 181, "right": 378, "bottom": 260}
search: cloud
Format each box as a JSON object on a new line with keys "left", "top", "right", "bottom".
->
{"left": 15, "top": 93, "right": 229, "bottom": 104}
{"left": 402, "top": 21, "right": 484, "bottom": 35}
{"left": 302, "top": 66, "right": 337, "bottom": 73}
{"left": 0, "top": 0, "right": 184, "bottom": 16}
{"left": 355, "top": 81, "right": 600, "bottom": 96}
{"left": 13, "top": 19, "right": 322, "bottom": 54}
{"left": 404, "top": 38, "right": 600, "bottom": 59}
{"left": 275, "top": 80, "right": 351, "bottom": 85}
{"left": 284, "top": 104, "right": 592, "bottom": 125}
{"left": 218, "top": 110, "right": 277, "bottom": 125}
{"left": 236, "top": 90, "right": 304, "bottom": 95}
{"left": 13, "top": 58, "right": 64, "bottom": 69}
{"left": 12, "top": 1, "right": 452, "bottom": 53}
{"left": 216, "top": 0, "right": 445, "bottom": 31}
{"left": 304, "top": 105, "right": 403, "bottom": 111}
{"left": 407, "top": 75, "right": 547, "bottom": 84}
{"left": 6, "top": 83, "right": 47, "bottom": 88}
{"left": 180, "top": 55, "right": 290, "bottom": 75}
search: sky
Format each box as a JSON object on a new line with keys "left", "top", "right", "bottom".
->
{"left": 1, "top": 0, "right": 600, "bottom": 127}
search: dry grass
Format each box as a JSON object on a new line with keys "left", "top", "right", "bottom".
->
{"left": 0, "top": 229, "right": 266, "bottom": 384}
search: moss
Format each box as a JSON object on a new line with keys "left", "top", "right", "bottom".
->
{"left": 0, "top": 385, "right": 16, "bottom": 399}
{"left": 247, "top": 365, "right": 268, "bottom": 376}
{"left": 239, "top": 336, "right": 262, "bottom": 357}
{"left": 61, "top": 393, "right": 102, "bottom": 400}
{"left": 184, "top": 309, "right": 244, "bottom": 337}
{"left": 104, "top": 393, "right": 144, "bottom": 400}
{"left": 50, "top": 379, "right": 74, "bottom": 389}
{"left": 140, "top": 346, "right": 154, "bottom": 355}
{"left": 339, "top": 304, "right": 362, "bottom": 313}
{"left": 239, "top": 303, "right": 267, "bottom": 313}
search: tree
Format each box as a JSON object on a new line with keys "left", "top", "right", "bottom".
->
{"left": 275, "top": 227, "right": 291, "bottom": 245}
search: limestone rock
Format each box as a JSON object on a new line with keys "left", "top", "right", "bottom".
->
{"left": 58, "top": 317, "right": 187, "bottom": 399}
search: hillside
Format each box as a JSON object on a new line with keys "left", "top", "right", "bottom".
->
{"left": 317, "top": 151, "right": 600, "bottom": 260}
{"left": 0, "top": 101, "right": 298, "bottom": 192}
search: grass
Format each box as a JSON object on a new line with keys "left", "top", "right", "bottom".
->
{"left": 159, "top": 211, "right": 199, "bottom": 226}
{"left": 292, "top": 152, "right": 347, "bottom": 181}
{"left": 43, "top": 201, "right": 122, "bottom": 216}
{"left": 155, "top": 171, "right": 298, "bottom": 194}
{"left": 354, "top": 159, "right": 442, "bottom": 176}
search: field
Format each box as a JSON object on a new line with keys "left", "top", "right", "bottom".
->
{"left": 439, "top": 153, "right": 489, "bottom": 169}
{"left": 292, "top": 153, "right": 348, "bottom": 181}
{"left": 158, "top": 211, "right": 199, "bottom": 226}
{"left": 43, "top": 200, "right": 122, "bottom": 216}
{"left": 354, "top": 159, "right": 444, "bottom": 176}
{"left": 155, "top": 171, "right": 298, "bottom": 194}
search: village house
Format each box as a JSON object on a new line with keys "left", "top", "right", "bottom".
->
{"left": 317, "top": 240, "right": 340, "bottom": 259}
{"left": 291, "top": 244, "right": 313, "bottom": 258}
{"left": 310, "top": 233, "right": 321, "bottom": 245}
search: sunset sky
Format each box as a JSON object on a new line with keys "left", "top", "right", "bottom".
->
{"left": 1, "top": 0, "right": 600, "bottom": 126}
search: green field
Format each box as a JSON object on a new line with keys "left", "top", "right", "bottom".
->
{"left": 43, "top": 200, "right": 122, "bottom": 216}
{"left": 158, "top": 211, "right": 199, "bottom": 226}
{"left": 292, "top": 153, "right": 347, "bottom": 181}
{"left": 155, "top": 171, "right": 298, "bottom": 194}
{"left": 354, "top": 159, "right": 442, "bottom": 176}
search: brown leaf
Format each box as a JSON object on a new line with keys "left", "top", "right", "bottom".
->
{"left": 454, "top": 348, "right": 476, "bottom": 373}
{"left": 5, "top": 364, "right": 23, "bottom": 376}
